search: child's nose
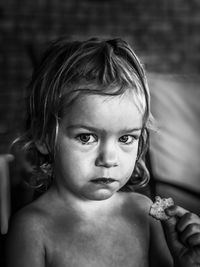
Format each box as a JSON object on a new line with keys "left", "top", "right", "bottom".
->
{"left": 95, "top": 142, "right": 119, "bottom": 168}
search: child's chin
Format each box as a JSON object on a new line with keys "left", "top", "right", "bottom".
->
{"left": 87, "top": 189, "right": 116, "bottom": 201}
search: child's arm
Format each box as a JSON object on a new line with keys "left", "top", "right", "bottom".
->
{"left": 162, "top": 205, "right": 200, "bottom": 267}
{"left": 5, "top": 211, "right": 45, "bottom": 267}
{"left": 149, "top": 215, "right": 174, "bottom": 267}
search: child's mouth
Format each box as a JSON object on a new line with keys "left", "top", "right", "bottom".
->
{"left": 91, "top": 177, "right": 116, "bottom": 184}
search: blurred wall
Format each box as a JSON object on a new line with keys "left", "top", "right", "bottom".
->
{"left": 148, "top": 74, "right": 200, "bottom": 192}
{"left": 148, "top": 73, "right": 200, "bottom": 213}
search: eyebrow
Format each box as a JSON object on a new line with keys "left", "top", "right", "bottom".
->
{"left": 66, "top": 124, "right": 142, "bottom": 133}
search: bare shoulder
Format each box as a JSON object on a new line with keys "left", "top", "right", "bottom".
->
{"left": 123, "top": 193, "right": 173, "bottom": 267}
{"left": 5, "top": 199, "right": 49, "bottom": 267}
{"left": 133, "top": 192, "right": 152, "bottom": 205}
{"left": 117, "top": 192, "right": 153, "bottom": 228}
{"left": 7, "top": 188, "right": 61, "bottom": 247}
{"left": 6, "top": 198, "right": 49, "bottom": 251}
{"left": 123, "top": 192, "right": 152, "bottom": 215}
{"left": 9, "top": 200, "right": 47, "bottom": 235}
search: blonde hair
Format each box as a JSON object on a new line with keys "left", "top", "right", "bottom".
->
{"left": 14, "top": 37, "right": 152, "bottom": 191}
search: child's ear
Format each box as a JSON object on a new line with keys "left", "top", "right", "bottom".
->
{"left": 35, "top": 141, "right": 49, "bottom": 155}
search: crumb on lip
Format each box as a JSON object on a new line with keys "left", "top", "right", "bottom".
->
{"left": 149, "top": 196, "right": 174, "bottom": 221}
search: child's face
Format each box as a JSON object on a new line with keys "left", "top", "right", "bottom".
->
{"left": 54, "top": 90, "right": 143, "bottom": 201}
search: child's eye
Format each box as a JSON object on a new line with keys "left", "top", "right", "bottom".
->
{"left": 76, "top": 133, "right": 97, "bottom": 144}
{"left": 119, "top": 135, "right": 138, "bottom": 144}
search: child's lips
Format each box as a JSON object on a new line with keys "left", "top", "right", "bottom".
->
{"left": 91, "top": 177, "right": 117, "bottom": 184}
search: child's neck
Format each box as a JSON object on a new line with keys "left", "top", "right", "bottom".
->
{"left": 49, "top": 184, "right": 122, "bottom": 218}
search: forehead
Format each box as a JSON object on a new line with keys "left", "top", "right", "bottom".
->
{"left": 61, "top": 82, "right": 146, "bottom": 114}
{"left": 61, "top": 91, "right": 144, "bottom": 131}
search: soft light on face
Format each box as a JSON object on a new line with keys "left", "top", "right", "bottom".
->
{"left": 54, "top": 89, "right": 144, "bottom": 201}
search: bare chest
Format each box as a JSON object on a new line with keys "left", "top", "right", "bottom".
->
{"left": 45, "top": 218, "right": 149, "bottom": 267}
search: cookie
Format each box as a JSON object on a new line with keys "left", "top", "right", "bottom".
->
{"left": 149, "top": 196, "right": 174, "bottom": 221}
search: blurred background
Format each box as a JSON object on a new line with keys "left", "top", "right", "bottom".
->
{"left": 0, "top": 0, "right": 200, "bottom": 247}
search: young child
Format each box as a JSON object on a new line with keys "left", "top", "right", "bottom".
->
{"left": 6, "top": 37, "right": 200, "bottom": 267}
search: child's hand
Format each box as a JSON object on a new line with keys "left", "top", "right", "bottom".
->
{"left": 162, "top": 205, "right": 200, "bottom": 267}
